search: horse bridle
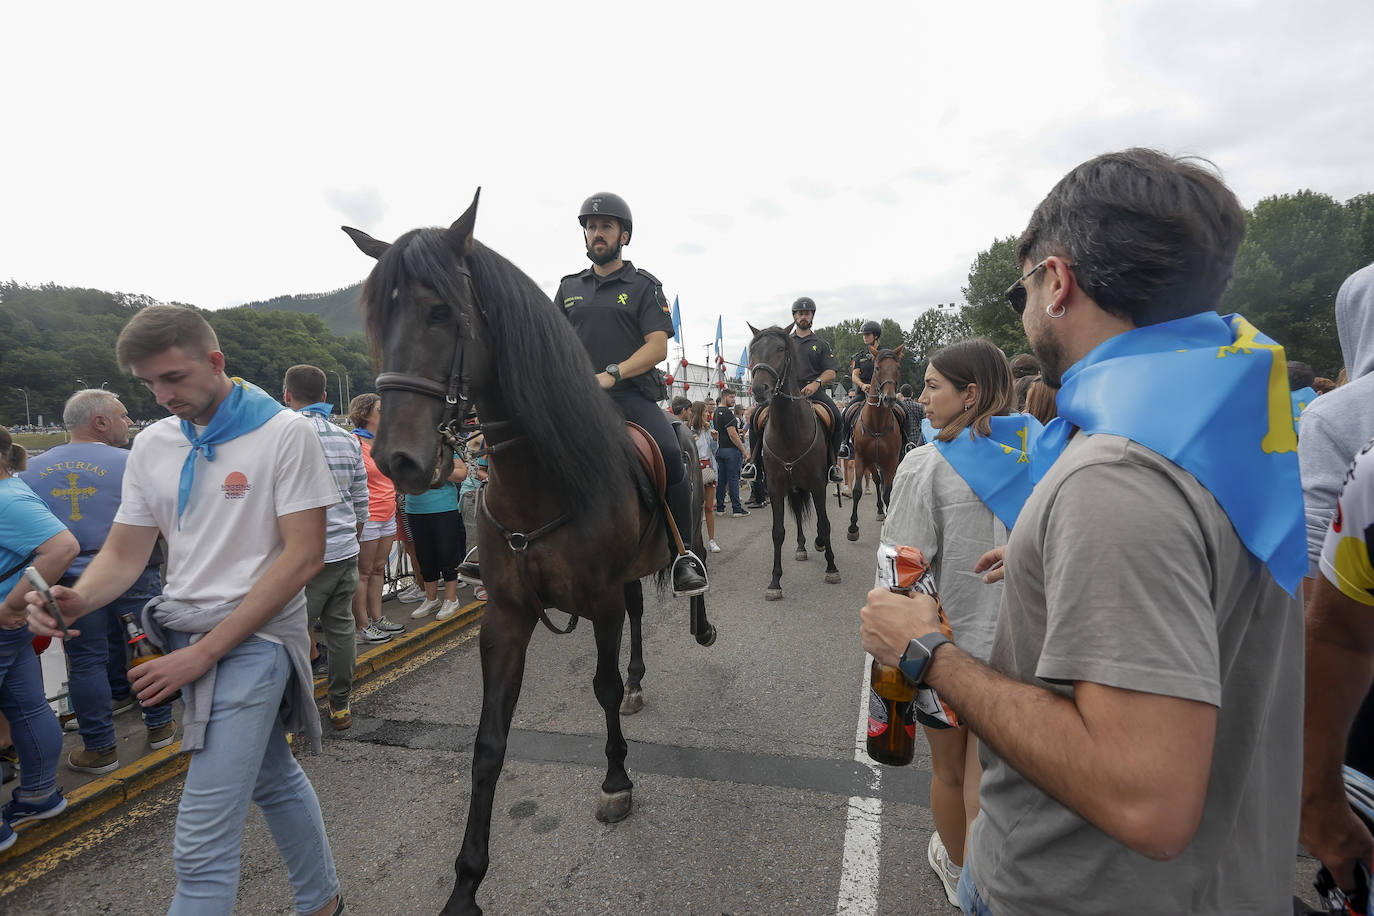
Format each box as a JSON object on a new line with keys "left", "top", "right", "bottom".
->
{"left": 373, "top": 266, "right": 478, "bottom": 454}
{"left": 860, "top": 350, "right": 900, "bottom": 438}
{"left": 751, "top": 334, "right": 807, "bottom": 401}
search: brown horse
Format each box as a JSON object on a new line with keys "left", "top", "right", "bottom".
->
{"left": 344, "top": 192, "right": 714, "bottom": 916}
{"left": 846, "top": 345, "right": 905, "bottom": 541}
{"left": 747, "top": 323, "right": 840, "bottom": 599}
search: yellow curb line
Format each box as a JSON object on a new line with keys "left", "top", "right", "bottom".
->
{"left": 0, "top": 600, "right": 485, "bottom": 871}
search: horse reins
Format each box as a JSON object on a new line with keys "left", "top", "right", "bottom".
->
{"left": 754, "top": 334, "right": 823, "bottom": 475}
{"left": 859, "top": 351, "right": 900, "bottom": 439}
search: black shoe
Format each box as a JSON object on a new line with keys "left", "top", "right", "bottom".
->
{"left": 731, "top": 507, "right": 750, "bottom": 517}
{"left": 311, "top": 644, "right": 328, "bottom": 677}
{"left": 457, "top": 561, "right": 482, "bottom": 587}
{"left": 744, "top": 498, "right": 767, "bottom": 508}
{"left": 828, "top": 465, "right": 843, "bottom": 483}
{"left": 671, "top": 552, "right": 709, "bottom": 598}
{"left": 740, "top": 463, "right": 756, "bottom": 480}
{"left": 837, "top": 443, "right": 851, "bottom": 459}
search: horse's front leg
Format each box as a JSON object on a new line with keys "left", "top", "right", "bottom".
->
{"left": 874, "top": 463, "right": 887, "bottom": 522}
{"left": 447, "top": 602, "right": 538, "bottom": 916}
{"left": 815, "top": 486, "right": 841, "bottom": 585}
{"left": 592, "top": 599, "right": 634, "bottom": 823}
{"left": 766, "top": 481, "right": 786, "bottom": 600}
{"left": 620, "top": 580, "right": 646, "bottom": 715}
{"left": 847, "top": 456, "right": 864, "bottom": 541}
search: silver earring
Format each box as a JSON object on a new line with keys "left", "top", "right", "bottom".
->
{"left": 1047, "top": 301, "right": 1066, "bottom": 319}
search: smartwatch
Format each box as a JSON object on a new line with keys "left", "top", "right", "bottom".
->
{"left": 605, "top": 364, "right": 622, "bottom": 382}
{"left": 897, "top": 632, "right": 951, "bottom": 686}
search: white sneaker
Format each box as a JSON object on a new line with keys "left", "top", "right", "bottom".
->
{"left": 357, "top": 624, "right": 392, "bottom": 643}
{"left": 396, "top": 585, "right": 424, "bottom": 603}
{"left": 410, "top": 597, "right": 442, "bottom": 619}
{"left": 927, "top": 831, "right": 960, "bottom": 906}
{"left": 436, "top": 598, "right": 462, "bottom": 621}
{"left": 708, "top": 539, "right": 721, "bottom": 553}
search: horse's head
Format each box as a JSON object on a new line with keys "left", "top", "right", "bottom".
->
{"left": 746, "top": 321, "right": 795, "bottom": 406}
{"left": 870, "top": 344, "right": 904, "bottom": 408}
{"left": 344, "top": 189, "right": 493, "bottom": 494}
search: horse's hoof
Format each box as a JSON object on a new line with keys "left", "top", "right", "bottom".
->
{"left": 596, "top": 788, "right": 633, "bottom": 823}
{"left": 876, "top": 512, "right": 886, "bottom": 522}
{"left": 846, "top": 530, "right": 860, "bottom": 542}
{"left": 825, "top": 571, "right": 842, "bottom": 584}
{"left": 765, "top": 588, "right": 783, "bottom": 601}
{"left": 696, "top": 625, "right": 717, "bottom": 647}
{"left": 619, "top": 689, "right": 644, "bottom": 715}
{"left": 815, "top": 537, "right": 825, "bottom": 551}
{"left": 794, "top": 550, "right": 808, "bottom": 562}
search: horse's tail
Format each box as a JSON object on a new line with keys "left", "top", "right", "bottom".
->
{"left": 787, "top": 488, "right": 812, "bottom": 529}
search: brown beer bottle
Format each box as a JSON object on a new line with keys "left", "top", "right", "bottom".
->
{"left": 867, "top": 657, "right": 917, "bottom": 766}
{"left": 121, "top": 612, "right": 174, "bottom": 707}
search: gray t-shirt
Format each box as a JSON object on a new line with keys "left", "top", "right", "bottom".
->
{"left": 877, "top": 443, "right": 1006, "bottom": 662}
{"left": 966, "top": 434, "right": 1302, "bottom": 916}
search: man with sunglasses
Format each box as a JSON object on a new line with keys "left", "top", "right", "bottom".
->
{"left": 862, "top": 149, "right": 1305, "bottom": 915}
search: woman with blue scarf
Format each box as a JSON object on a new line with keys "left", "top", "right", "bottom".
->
{"left": 882, "top": 339, "right": 1040, "bottom": 905}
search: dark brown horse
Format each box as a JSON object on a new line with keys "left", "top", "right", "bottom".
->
{"left": 846, "top": 345, "right": 905, "bottom": 541}
{"left": 344, "top": 192, "right": 714, "bottom": 916}
{"left": 747, "top": 324, "right": 840, "bottom": 599}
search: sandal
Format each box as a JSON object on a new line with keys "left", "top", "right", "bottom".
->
{"left": 474, "top": 587, "right": 488, "bottom": 601}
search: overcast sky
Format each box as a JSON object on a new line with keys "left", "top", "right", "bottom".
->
{"left": 5, "top": 0, "right": 1372, "bottom": 367}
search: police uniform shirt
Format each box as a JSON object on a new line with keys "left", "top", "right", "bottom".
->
{"left": 557, "top": 260, "right": 675, "bottom": 397}
{"left": 850, "top": 349, "right": 875, "bottom": 385}
{"left": 790, "top": 332, "right": 837, "bottom": 386}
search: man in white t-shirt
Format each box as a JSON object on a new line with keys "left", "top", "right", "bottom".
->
{"left": 26, "top": 306, "right": 343, "bottom": 916}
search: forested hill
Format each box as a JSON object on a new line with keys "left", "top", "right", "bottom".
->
{"left": 0, "top": 281, "right": 373, "bottom": 426}
{"left": 242, "top": 283, "right": 365, "bottom": 337}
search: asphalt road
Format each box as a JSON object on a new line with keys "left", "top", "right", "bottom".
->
{"left": 0, "top": 494, "right": 1327, "bottom": 915}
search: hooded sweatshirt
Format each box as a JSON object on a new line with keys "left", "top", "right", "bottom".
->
{"left": 1299, "top": 260, "right": 1374, "bottom": 574}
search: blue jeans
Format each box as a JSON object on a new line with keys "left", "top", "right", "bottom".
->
{"left": 67, "top": 586, "right": 172, "bottom": 750}
{"left": 0, "top": 626, "right": 62, "bottom": 802}
{"left": 715, "top": 447, "right": 743, "bottom": 513}
{"left": 165, "top": 632, "right": 338, "bottom": 915}
{"left": 958, "top": 866, "right": 995, "bottom": 916}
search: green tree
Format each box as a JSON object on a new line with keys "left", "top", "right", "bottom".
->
{"left": 1220, "top": 191, "right": 1357, "bottom": 378}
{"left": 960, "top": 236, "right": 1027, "bottom": 355}
{"left": 907, "top": 306, "right": 972, "bottom": 365}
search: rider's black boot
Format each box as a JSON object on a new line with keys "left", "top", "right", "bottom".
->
{"left": 666, "top": 478, "right": 708, "bottom": 597}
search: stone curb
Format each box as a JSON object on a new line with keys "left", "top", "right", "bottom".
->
{"left": 0, "top": 599, "right": 485, "bottom": 867}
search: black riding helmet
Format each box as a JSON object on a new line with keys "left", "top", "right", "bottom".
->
{"left": 861, "top": 320, "right": 882, "bottom": 340}
{"left": 578, "top": 192, "right": 633, "bottom": 243}
{"left": 792, "top": 296, "right": 816, "bottom": 313}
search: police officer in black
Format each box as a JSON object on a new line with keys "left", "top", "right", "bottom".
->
{"left": 556, "top": 192, "right": 708, "bottom": 597}
{"left": 838, "top": 319, "right": 882, "bottom": 459}
{"left": 742, "top": 297, "right": 843, "bottom": 484}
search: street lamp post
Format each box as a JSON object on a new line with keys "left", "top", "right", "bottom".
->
{"left": 100, "top": 380, "right": 109, "bottom": 389}
{"left": 12, "top": 388, "right": 30, "bottom": 427}
{"left": 76, "top": 377, "right": 87, "bottom": 389}
{"left": 330, "top": 371, "right": 344, "bottom": 417}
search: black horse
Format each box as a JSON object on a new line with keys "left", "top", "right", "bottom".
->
{"left": 345, "top": 191, "right": 714, "bottom": 915}
{"left": 747, "top": 323, "right": 841, "bottom": 599}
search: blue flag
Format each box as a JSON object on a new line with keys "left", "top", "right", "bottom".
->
{"left": 1031, "top": 311, "right": 1306, "bottom": 594}
{"left": 671, "top": 296, "right": 682, "bottom": 341}
{"left": 715, "top": 316, "right": 723, "bottom": 360}
{"left": 922, "top": 414, "right": 1043, "bottom": 529}
{"left": 736, "top": 346, "right": 748, "bottom": 381}
{"left": 1291, "top": 386, "right": 1317, "bottom": 426}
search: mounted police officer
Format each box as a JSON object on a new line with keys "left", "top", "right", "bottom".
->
{"left": 742, "top": 297, "right": 843, "bottom": 484}
{"left": 839, "top": 319, "right": 882, "bottom": 459}
{"left": 555, "top": 192, "right": 708, "bottom": 597}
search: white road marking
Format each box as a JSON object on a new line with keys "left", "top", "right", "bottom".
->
{"left": 837, "top": 653, "right": 881, "bottom": 915}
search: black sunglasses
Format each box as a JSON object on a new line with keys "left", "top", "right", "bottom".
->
{"left": 1005, "top": 260, "right": 1050, "bottom": 314}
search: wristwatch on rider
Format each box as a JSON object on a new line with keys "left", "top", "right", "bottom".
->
{"left": 605, "top": 364, "right": 622, "bottom": 382}
{"left": 898, "top": 632, "right": 951, "bottom": 686}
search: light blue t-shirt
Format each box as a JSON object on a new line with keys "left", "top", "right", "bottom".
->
{"left": 406, "top": 482, "right": 459, "bottom": 514}
{"left": 0, "top": 476, "right": 68, "bottom": 596}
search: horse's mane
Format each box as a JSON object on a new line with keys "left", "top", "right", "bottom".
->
{"left": 361, "top": 230, "right": 635, "bottom": 519}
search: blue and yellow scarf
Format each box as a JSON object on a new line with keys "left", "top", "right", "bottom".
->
{"left": 177, "top": 378, "right": 283, "bottom": 525}
{"left": 1031, "top": 312, "right": 1306, "bottom": 594}
{"left": 1291, "top": 386, "right": 1317, "bottom": 426}
{"left": 922, "top": 413, "right": 1043, "bottom": 529}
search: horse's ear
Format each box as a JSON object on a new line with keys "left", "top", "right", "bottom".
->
{"left": 747, "top": 321, "right": 761, "bottom": 337}
{"left": 868, "top": 343, "right": 879, "bottom": 357}
{"left": 446, "top": 188, "right": 481, "bottom": 257}
{"left": 342, "top": 226, "right": 390, "bottom": 260}
{"left": 894, "top": 344, "right": 905, "bottom": 359}
{"left": 784, "top": 321, "right": 795, "bottom": 334}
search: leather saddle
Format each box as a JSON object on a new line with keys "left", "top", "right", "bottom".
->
{"left": 846, "top": 401, "right": 908, "bottom": 436}
{"left": 754, "top": 402, "right": 833, "bottom": 433}
{"left": 626, "top": 421, "right": 668, "bottom": 497}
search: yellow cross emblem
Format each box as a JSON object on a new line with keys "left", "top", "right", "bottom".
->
{"left": 52, "top": 472, "right": 98, "bottom": 522}
{"left": 618, "top": 293, "right": 628, "bottom": 305}
{"left": 999, "top": 425, "right": 1031, "bottom": 463}
{"left": 1216, "top": 315, "right": 1296, "bottom": 455}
